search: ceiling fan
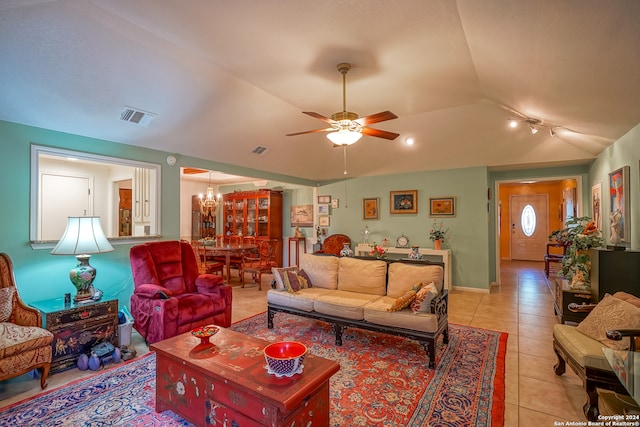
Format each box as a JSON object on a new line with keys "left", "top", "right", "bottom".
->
{"left": 287, "top": 63, "right": 399, "bottom": 146}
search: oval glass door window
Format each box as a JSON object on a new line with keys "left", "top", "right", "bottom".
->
{"left": 521, "top": 204, "right": 536, "bottom": 237}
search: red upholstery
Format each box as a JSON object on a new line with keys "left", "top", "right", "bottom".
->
{"left": 317, "top": 234, "right": 351, "bottom": 256}
{"left": 129, "top": 240, "right": 232, "bottom": 344}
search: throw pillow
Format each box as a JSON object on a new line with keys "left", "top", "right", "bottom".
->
{"left": 388, "top": 285, "right": 421, "bottom": 312}
{"left": 613, "top": 291, "right": 640, "bottom": 308}
{"left": 576, "top": 293, "right": 640, "bottom": 350}
{"left": 283, "top": 270, "right": 309, "bottom": 293}
{"left": 297, "top": 269, "right": 313, "bottom": 288}
{"left": 271, "top": 266, "right": 299, "bottom": 290}
{"left": 0, "top": 287, "right": 15, "bottom": 322}
{"left": 411, "top": 282, "right": 438, "bottom": 314}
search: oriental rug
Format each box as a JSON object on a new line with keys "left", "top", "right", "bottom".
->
{"left": 0, "top": 313, "right": 506, "bottom": 426}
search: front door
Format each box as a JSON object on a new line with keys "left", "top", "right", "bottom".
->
{"left": 510, "top": 194, "right": 548, "bottom": 261}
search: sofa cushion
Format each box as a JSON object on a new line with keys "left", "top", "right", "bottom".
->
{"left": 299, "top": 254, "right": 339, "bottom": 289}
{"left": 0, "top": 322, "right": 54, "bottom": 359}
{"left": 411, "top": 282, "right": 438, "bottom": 314}
{"left": 553, "top": 323, "right": 612, "bottom": 372}
{"left": 267, "top": 288, "right": 333, "bottom": 312}
{"left": 388, "top": 284, "right": 422, "bottom": 312}
{"left": 0, "top": 287, "right": 15, "bottom": 322}
{"left": 576, "top": 293, "right": 640, "bottom": 350}
{"left": 387, "top": 263, "right": 444, "bottom": 297}
{"left": 364, "top": 297, "right": 440, "bottom": 333}
{"left": 337, "top": 257, "right": 387, "bottom": 296}
{"left": 314, "top": 290, "right": 382, "bottom": 320}
{"left": 612, "top": 291, "right": 640, "bottom": 308}
{"left": 272, "top": 266, "right": 299, "bottom": 290}
{"left": 283, "top": 270, "right": 310, "bottom": 293}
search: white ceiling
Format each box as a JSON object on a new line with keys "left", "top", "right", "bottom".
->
{"left": 1, "top": 0, "right": 639, "bottom": 182}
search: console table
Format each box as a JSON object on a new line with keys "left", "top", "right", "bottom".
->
{"left": 288, "top": 237, "right": 306, "bottom": 267}
{"left": 355, "top": 244, "right": 452, "bottom": 290}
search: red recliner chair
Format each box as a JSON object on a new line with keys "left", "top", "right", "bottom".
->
{"left": 129, "top": 240, "right": 232, "bottom": 344}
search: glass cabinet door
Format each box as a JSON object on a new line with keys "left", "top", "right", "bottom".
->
{"left": 246, "top": 198, "right": 257, "bottom": 237}
{"left": 257, "top": 197, "right": 269, "bottom": 237}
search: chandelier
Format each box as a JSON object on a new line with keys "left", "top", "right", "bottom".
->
{"left": 199, "top": 174, "right": 221, "bottom": 214}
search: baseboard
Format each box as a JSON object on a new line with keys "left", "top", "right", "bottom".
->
{"left": 451, "top": 285, "right": 490, "bottom": 294}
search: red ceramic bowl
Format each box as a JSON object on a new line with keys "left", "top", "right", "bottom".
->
{"left": 264, "top": 341, "right": 306, "bottom": 377}
{"left": 191, "top": 325, "right": 219, "bottom": 344}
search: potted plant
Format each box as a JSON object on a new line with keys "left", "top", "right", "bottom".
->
{"left": 429, "top": 221, "right": 449, "bottom": 250}
{"left": 549, "top": 216, "right": 603, "bottom": 289}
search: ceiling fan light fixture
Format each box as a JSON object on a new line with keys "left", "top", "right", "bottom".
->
{"left": 327, "top": 129, "right": 362, "bottom": 145}
{"left": 508, "top": 119, "right": 519, "bottom": 128}
{"left": 549, "top": 127, "right": 556, "bottom": 137}
{"left": 529, "top": 124, "right": 538, "bottom": 134}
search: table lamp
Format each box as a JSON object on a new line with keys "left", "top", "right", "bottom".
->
{"left": 51, "top": 216, "right": 114, "bottom": 302}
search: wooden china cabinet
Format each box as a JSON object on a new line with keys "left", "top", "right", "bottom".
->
{"left": 222, "top": 190, "right": 283, "bottom": 266}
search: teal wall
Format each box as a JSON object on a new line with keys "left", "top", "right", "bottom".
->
{"left": 317, "top": 167, "right": 491, "bottom": 289}
{"left": 588, "top": 122, "right": 640, "bottom": 251}
{"left": 0, "top": 120, "right": 311, "bottom": 309}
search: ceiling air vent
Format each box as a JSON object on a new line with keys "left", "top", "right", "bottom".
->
{"left": 120, "top": 106, "right": 156, "bottom": 127}
{"left": 251, "top": 146, "right": 269, "bottom": 155}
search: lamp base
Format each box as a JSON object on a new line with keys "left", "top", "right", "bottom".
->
{"left": 70, "top": 255, "right": 96, "bottom": 302}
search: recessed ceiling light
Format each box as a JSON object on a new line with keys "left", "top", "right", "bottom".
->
{"left": 405, "top": 137, "right": 415, "bottom": 146}
{"left": 509, "top": 120, "right": 518, "bottom": 128}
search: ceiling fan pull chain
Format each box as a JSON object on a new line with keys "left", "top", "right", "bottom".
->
{"left": 343, "top": 145, "right": 348, "bottom": 175}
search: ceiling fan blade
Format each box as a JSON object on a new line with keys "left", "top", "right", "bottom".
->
{"left": 355, "top": 111, "right": 398, "bottom": 126}
{"left": 361, "top": 127, "right": 400, "bottom": 140}
{"left": 302, "top": 112, "right": 335, "bottom": 124}
{"left": 286, "top": 127, "right": 334, "bottom": 137}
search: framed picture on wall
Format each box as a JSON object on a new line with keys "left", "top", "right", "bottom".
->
{"left": 331, "top": 198, "right": 339, "bottom": 209}
{"left": 591, "top": 182, "right": 602, "bottom": 231}
{"left": 390, "top": 190, "right": 418, "bottom": 214}
{"left": 319, "top": 216, "right": 330, "bottom": 227}
{"left": 363, "top": 197, "right": 379, "bottom": 220}
{"left": 290, "top": 205, "right": 313, "bottom": 227}
{"left": 429, "top": 197, "right": 456, "bottom": 217}
{"left": 317, "top": 195, "right": 331, "bottom": 204}
{"left": 318, "top": 204, "right": 329, "bottom": 215}
{"left": 608, "top": 166, "right": 630, "bottom": 244}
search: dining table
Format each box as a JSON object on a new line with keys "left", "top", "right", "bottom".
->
{"left": 205, "top": 243, "right": 257, "bottom": 281}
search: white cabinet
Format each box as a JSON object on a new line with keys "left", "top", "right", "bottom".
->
{"left": 132, "top": 167, "right": 156, "bottom": 236}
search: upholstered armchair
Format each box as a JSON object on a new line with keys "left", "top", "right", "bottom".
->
{"left": 316, "top": 234, "right": 351, "bottom": 256}
{"left": 0, "top": 253, "right": 53, "bottom": 389}
{"left": 129, "top": 241, "right": 232, "bottom": 344}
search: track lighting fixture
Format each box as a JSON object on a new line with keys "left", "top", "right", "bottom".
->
{"left": 507, "top": 117, "right": 564, "bottom": 137}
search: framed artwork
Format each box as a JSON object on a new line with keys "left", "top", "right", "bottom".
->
{"left": 317, "top": 195, "right": 331, "bottom": 204}
{"left": 363, "top": 197, "right": 379, "bottom": 220}
{"left": 608, "top": 166, "right": 630, "bottom": 244}
{"left": 390, "top": 190, "right": 418, "bottom": 214}
{"left": 429, "top": 197, "right": 456, "bottom": 217}
{"left": 331, "top": 198, "right": 339, "bottom": 209}
{"left": 318, "top": 204, "right": 329, "bottom": 215}
{"left": 591, "top": 182, "right": 602, "bottom": 231}
{"left": 290, "top": 204, "right": 313, "bottom": 227}
{"left": 319, "top": 216, "right": 330, "bottom": 227}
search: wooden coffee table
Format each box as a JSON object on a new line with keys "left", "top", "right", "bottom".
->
{"left": 150, "top": 327, "right": 340, "bottom": 426}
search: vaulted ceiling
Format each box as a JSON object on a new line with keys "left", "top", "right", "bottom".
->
{"left": 1, "top": 0, "right": 639, "bottom": 182}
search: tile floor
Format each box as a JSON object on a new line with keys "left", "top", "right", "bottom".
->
{"left": 0, "top": 261, "right": 589, "bottom": 426}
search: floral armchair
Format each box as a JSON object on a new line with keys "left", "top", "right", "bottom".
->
{"left": 0, "top": 253, "right": 53, "bottom": 389}
{"left": 129, "top": 241, "right": 232, "bottom": 344}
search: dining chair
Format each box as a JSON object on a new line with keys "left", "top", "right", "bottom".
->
{"left": 239, "top": 239, "right": 278, "bottom": 290}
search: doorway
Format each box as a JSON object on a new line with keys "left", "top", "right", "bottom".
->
{"left": 495, "top": 177, "right": 581, "bottom": 284}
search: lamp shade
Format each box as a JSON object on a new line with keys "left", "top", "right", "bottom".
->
{"left": 51, "top": 216, "right": 114, "bottom": 255}
{"left": 326, "top": 129, "right": 362, "bottom": 146}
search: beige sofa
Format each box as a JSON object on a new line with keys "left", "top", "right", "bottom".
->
{"left": 267, "top": 254, "right": 448, "bottom": 368}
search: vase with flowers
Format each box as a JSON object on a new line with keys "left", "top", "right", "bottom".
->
{"left": 369, "top": 244, "right": 387, "bottom": 260}
{"left": 429, "top": 221, "right": 449, "bottom": 250}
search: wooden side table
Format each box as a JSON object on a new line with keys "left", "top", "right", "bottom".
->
{"left": 288, "top": 237, "right": 306, "bottom": 267}
{"left": 30, "top": 298, "right": 118, "bottom": 373}
{"left": 552, "top": 278, "right": 592, "bottom": 324}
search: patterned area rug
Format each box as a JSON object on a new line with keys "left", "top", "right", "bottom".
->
{"left": 0, "top": 313, "right": 506, "bottom": 426}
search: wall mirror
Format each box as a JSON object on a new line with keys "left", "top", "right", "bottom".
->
{"left": 30, "top": 145, "right": 161, "bottom": 244}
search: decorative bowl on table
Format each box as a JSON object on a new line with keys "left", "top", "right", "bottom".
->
{"left": 191, "top": 325, "right": 219, "bottom": 344}
{"left": 263, "top": 341, "right": 306, "bottom": 378}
